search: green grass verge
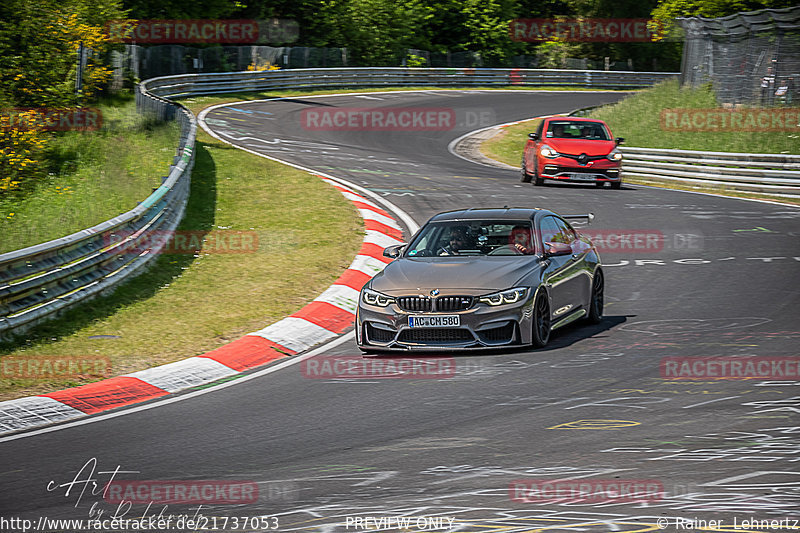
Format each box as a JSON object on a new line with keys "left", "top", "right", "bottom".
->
{"left": 480, "top": 80, "right": 800, "bottom": 205}
{"left": 480, "top": 119, "right": 544, "bottom": 169}
{"left": 0, "top": 95, "right": 364, "bottom": 401}
{"left": 588, "top": 79, "right": 799, "bottom": 154}
{"left": 0, "top": 93, "right": 180, "bottom": 254}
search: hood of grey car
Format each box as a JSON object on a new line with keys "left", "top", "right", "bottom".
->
{"left": 370, "top": 256, "right": 542, "bottom": 294}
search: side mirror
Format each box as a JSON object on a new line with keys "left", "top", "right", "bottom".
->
{"left": 383, "top": 244, "right": 407, "bottom": 258}
{"left": 528, "top": 132, "right": 539, "bottom": 140}
{"left": 615, "top": 137, "right": 625, "bottom": 145}
{"left": 544, "top": 241, "right": 572, "bottom": 257}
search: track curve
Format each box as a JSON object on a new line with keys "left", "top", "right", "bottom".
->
{"left": 1, "top": 90, "right": 799, "bottom": 533}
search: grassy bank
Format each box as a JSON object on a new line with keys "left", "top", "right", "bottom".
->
{"left": 0, "top": 94, "right": 364, "bottom": 401}
{"left": 0, "top": 93, "right": 181, "bottom": 254}
{"left": 588, "top": 79, "right": 799, "bottom": 154}
{"left": 480, "top": 80, "right": 800, "bottom": 205}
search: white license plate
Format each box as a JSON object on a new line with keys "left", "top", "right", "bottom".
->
{"left": 408, "top": 315, "right": 460, "bottom": 328}
{"left": 568, "top": 173, "right": 594, "bottom": 181}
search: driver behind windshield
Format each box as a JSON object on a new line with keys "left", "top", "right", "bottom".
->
{"left": 440, "top": 226, "right": 474, "bottom": 255}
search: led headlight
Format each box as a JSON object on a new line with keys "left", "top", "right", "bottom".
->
{"left": 479, "top": 287, "right": 528, "bottom": 306}
{"left": 362, "top": 288, "right": 395, "bottom": 307}
{"left": 539, "top": 144, "right": 559, "bottom": 158}
{"left": 607, "top": 149, "right": 623, "bottom": 161}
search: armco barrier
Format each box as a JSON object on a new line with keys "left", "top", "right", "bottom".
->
{"left": 568, "top": 106, "right": 800, "bottom": 196}
{"left": 140, "top": 67, "right": 678, "bottom": 99}
{"left": 0, "top": 88, "right": 196, "bottom": 338}
{"left": 0, "top": 67, "right": 677, "bottom": 338}
{"left": 620, "top": 147, "right": 800, "bottom": 195}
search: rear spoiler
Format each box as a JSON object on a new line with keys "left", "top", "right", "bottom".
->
{"left": 563, "top": 213, "right": 595, "bottom": 224}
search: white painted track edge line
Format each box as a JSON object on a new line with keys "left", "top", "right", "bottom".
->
{"left": 0, "top": 99, "right": 418, "bottom": 441}
{"left": 0, "top": 333, "right": 352, "bottom": 443}
{"left": 198, "top": 103, "right": 419, "bottom": 234}
{"left": 449, "top": 114, "right": 800, "bottom": 210}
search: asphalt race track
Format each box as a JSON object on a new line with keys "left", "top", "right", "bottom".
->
{"left": 2, "top": 90, "right": 799, "bottom": 533}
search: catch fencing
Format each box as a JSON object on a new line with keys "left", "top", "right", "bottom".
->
{"left": 678, "top": 6, "right": 800, "bottom": 106}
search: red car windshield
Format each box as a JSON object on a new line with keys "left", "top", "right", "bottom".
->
{"left": 546, "top": 121, "right": 610, "bottom": 141}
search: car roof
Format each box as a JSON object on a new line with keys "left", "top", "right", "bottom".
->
{"left": 428, "top": 207, "right": 550, "bottom": 222}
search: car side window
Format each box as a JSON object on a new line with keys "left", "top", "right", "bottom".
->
{"left": 540, "top": 216, "right": 575, "bottom": 245}
{"left": 538, "top": 216, "right": 561, "bottom": 245}
{"left": 552, "top": 217, "right": 577, "bottom": 244}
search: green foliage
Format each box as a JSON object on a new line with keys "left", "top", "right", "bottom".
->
{"left": 0, "top": 0, "right": 127, "bottom": 108}
{"left": 651, "top": 0, "right": 796, "bottom": 31}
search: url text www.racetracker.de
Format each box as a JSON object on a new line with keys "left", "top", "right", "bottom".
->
{"left": 0, "top": 514, "right": 280, "bottom": 532}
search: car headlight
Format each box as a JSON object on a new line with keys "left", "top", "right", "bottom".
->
{"left": 539, "top": 144, "right": 559, "bottom": 158}
{"left": 479, "top": 287, "right": 528, "bottom": 306}
{"left": 362, "top": 288, "right": 395, "bottom": 307}
{"left": 607, "top": 149, "right": 622, "bottom": 161}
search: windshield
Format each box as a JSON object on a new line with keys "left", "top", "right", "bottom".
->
{"left": 546, "top": 121, "right": 610, "bottom": 140}
{"left": 406, "top": 220, "right": 536, "bottom": 257}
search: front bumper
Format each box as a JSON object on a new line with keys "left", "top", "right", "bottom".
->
{"left": 540, "top": 162, "right": 621, "bottom": 183}
{"left": 356, "top": 295, "right": 535, "bottom": 351}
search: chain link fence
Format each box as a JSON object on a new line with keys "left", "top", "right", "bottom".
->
{"left": 111, "top": 45, "right": 350, "bottom": 82}
{"left": 679, "top": 6, "right": 800, "bottom": 106}
{"left": 112, "top": 44, "right": 656, "bottom": 85}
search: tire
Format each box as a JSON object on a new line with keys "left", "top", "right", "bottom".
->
{"left": 610, "top": 181, "right": 621, "bottom": 190}
{"left": 533, "top": 166, "right": 544, "bottom": 186}
{"left": 595, "top": 182, "right": 605, "bottom": 188}
{"left": 520, "top": 160, "right": 532, "bottom": 183}
{"left": 531, "top": 290, "right": 551, "bottom": 348}
{"left": 585, "top": 269, "right": 604, "bottom": 324}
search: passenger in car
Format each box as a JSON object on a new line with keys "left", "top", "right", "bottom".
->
{"left": 509, "top": 225, "right": 535, "bottom": 254}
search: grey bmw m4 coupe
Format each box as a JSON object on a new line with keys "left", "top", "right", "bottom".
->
{"left": 355, "top": 207, "right": 604, "bottom": 352}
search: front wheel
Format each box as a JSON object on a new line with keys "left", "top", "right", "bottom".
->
{"left": 520, "top": 160, "right": 532, "bottom": 183}
{"left": 585, "top": 270, "right": 604, "bottom": 324}
{"left": 533, "top": 167, "right": 544, "bottom": 186}
{"left": 531, "top": 290, "right": 551, "bottom": 348}
{"left": 610, "top": 181, "right": 621, "bottom": 190}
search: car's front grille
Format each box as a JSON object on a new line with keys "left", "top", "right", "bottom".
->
{"left": 398, "top": 328, "right": 474, "bottom": 344}
{"left": 435, "top": 296, "right": 473, "bottom": 312}
{"left": 558, "top": 153, "right": 608, "bottom": 165}
{"left": 396, "top": 296, "right": 473, "bottom": 312}
{"left": 365, "top": 323, "right": 395, "bottom": 343}
{"left": 397, "top": 296, "right": 432, "bottom": 312}
{"left": 478, "top": 322, "right": 516, "bottom": 343}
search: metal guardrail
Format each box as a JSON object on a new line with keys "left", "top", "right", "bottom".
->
{"left": 0, "top": 67, "right": 680, "bottom": 338}
{"left": 567, "top": 106, "right": 800, "bottom": 195}
{"left": 620, "top": 147, "right": 800, "bottom": 195}
{"left": 140, "top": 67, "right": 678, "bottom": 99}
{"left": 0, "top": 88, "right": 196, "bottom": 338}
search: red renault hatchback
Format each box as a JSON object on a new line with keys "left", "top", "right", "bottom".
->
{"left": 521, "top": 117, "right": 624, "bottom": 189}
